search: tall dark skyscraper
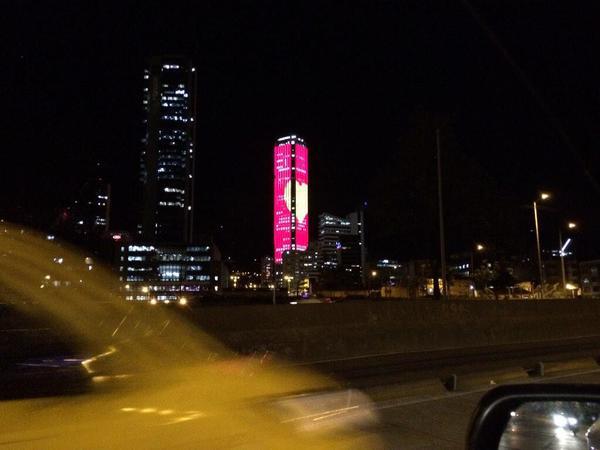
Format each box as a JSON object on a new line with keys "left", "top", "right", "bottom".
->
{"left": 140, "top": 56, "right": 196, "bottom": 244}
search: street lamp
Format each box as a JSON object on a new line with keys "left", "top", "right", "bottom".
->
{"left": 469, "top": 244, "right": 486, "bottom": 297}
{"left": 283, "top": 275, "right": 293, "bottom": 296}
{"left": 533, "top": 192, "right": 551, "bottom": 298}
{"left": 470, "top": 243, "right": 485, "bottom": 273}
{"left": 559, "top": 221, "right": 577, "bottom": 294}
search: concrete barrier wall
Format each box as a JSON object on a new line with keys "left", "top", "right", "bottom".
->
{"left": 189, "top": 299, "right": 600, "bottom": 362}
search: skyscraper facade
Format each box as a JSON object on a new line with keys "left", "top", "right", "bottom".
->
{"left": 317, "top": 213, "right": 352, "bottom": 270}
{"left": 140, "top": 56, "right": 196, "bottom": 244}
{"left": 317, "top": 210, "right": 366, "bottom": 287}
{"left": 273, "top": 135, "right": 309, "bottom": 263}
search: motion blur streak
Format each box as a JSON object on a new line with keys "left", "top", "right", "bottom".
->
{"left": 0, "top": 224, "right": 381, "bottom": 448}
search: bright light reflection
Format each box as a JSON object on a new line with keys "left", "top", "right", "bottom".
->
{"left": 0, "top": 222, "right": 380, "bottom": 448}
{"left": 553, "top": 413, "right": 568, "bottom": 428}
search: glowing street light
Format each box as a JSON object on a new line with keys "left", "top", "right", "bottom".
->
{"left": 283, "top": 275, "right": 293, "bottom": 296}
{"left": 371, "top": 270, "right": 378, "bottom": 277}
{"left": 559, "top": 221, "right": 578, "bottom": 293}
{"left": 533, "top": 192, "right": 551, "bottom": 298}
{"left": 178, "top": 297, "right": 188, "bottom": 306}
{"left": 470, "top": 243, "right": 486, "bottom": 289}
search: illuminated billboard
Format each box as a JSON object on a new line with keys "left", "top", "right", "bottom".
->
{"left": 273, "top": 136, "right": 309, "bottom": 263}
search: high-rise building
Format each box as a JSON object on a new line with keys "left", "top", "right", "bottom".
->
{"left": 317, "top": 213, "right": 352, "bottom": 270}
{"left": 140, "top": 56, "right": 196, "bottom": 243}
{"left": 318, "top": 210, "right": 366, "bottom": 286}
{"left": 273, "top": 135, "right": 309, "bottom": 263}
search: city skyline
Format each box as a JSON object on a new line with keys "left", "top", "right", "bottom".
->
{"left": 2, "top": 1, "right": 600, "bottom": 263}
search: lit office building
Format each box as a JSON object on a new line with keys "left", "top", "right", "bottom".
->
{"left": 140, "top": 56, "right": 196, "bottom": 243}
{"left": 317, "top": 213, "right": 352, "bottom": 270}
{"left": 273, "top": 135, "right": 309, "bottom": 263}
{"left": 282, "top": 243, "right": 319, "bottom": 296}
{"left": 260, "top": 256, "right": 274, "bottom": 287}
{"left": 317, "top": 211, "right": 366, "bottom": 286}
{"left": 120, "top": 244, "right": 214, "bottom": 303}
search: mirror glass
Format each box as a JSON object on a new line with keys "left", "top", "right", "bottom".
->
{"left": 500, "top": 401, "right": 600, "bottom": 450}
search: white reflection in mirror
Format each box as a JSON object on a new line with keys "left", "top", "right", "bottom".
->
{"left": 500, "top": 401, "right": 600, "bottom": 450}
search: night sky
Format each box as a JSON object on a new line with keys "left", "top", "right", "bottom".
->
{"left": 3, "top": 1, "right": 600, "bottom": 262}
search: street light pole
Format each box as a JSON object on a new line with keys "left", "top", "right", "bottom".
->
{"left": 533, "top": 200, "right": 544, "bottom": 298}
{"left": 559, "top": 228, "right": 567, "bottom": 293}
{"left": 436, "top": 129, "right": 448, "bottom": 299}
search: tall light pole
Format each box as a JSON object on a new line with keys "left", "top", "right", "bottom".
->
{"left": 559, "top": 221, "right": 577, "bottom": 294}
{"left": 436, "top": 129, "right": 448, "bottom": 299}
{"left": 469, "top": 243, "right": 485, "bottom": 298}
{"left": 470, "top": 243, "right": 485, "bottom": 276}
{"left": 533, "top": 192, "right": 550, "bottom": 298}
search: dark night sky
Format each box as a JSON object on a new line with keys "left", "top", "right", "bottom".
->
{"left": 2, "top": 1, "right": 600, "bottom": 262}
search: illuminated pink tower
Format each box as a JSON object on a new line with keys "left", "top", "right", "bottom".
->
{"left": 273, "top": 134, "right": 309, "bottom": 263}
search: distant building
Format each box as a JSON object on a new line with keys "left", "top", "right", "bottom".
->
{"left": 57, "top": 177, "right": 111, "bottom": 238}
{"left": 374, "top": 259, "right": 404, "bottom": 287}
{"left": 318, "top": 213, "right": 351, "bottom": 270}
{"left": 282, "top": 244, "right": 319, "bottom": 296}
{"left": 273, "top": 134, "right": 309, "bottom": 264}
{"left": 120, "top": 243, "right": 219, "bottom": 302}
{"left": 336, "top": 234, "right": 362, "bottom": 288}
{"left": 317, "top": 211, "right": 366, "bottom": 286}
{"left": 260, "top": 256, "right": 274, "bottom": 287}
{"left": 346, "top": 210, "right": 366, "bottom": 283}
{"left": 140, "top": 56, "right": 196, "bottom": 243}
{"left": 543, "top": 259, "right": 580, "bottom": 287}
{"left": 580, "top": 260, "right": 600, "bottom": 298}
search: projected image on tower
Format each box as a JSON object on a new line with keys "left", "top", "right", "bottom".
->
{"left": 273, "top": 143, "right": 292, "bottom": 263}
{"left": 294, "top": 143, "right": 309, "bottom": 252}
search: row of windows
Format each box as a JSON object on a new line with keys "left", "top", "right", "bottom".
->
{"left": 159, "top": 153, "right": 188, "bottom": 161}
{"left": 161, "top": 102, "right": 188, "bottom": 108}
{"left": 161, "top": 94, "right": 188, "bottom": 101}
{"left": 127, "top": 267, "right": 152, "bottom": 272}
{"left": 164, "top": 187, "right": 185, "bottom": 194}
{"left": 159, "top": 201, "right": 185, "bottom": 208}
{"left": 161, "top": 115, "right": 190, "bottom": 122}
{"left": 156, "top": 254, "right": 210, "bottom": 262}
{"left": 157, "top": 173, "right": 187, "bottom": 180}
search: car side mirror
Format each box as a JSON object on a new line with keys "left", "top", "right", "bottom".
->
{"left": 467, "top": 384, "right": 600, "bottom": 450}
